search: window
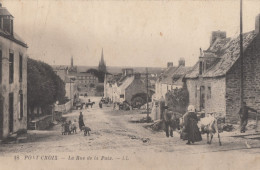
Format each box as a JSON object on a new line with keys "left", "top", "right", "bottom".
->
{"left": 195, "top": 85, "right": 197, "bottom": 97}
{"left": 19, "top": 54, "right": 23, "bottom": 82}
{"left": 120, "top": 94, "right": 124, "bottom": 98}
{"left": 207, "top": 86, "right": 211, "bottom": 99}
{"left": 9, "top": 52, "right": 14, "bottom": 84}
{"left": 199, "top": 61, "right": 203, "bottom": 75}
{"left": 19, "top": 91, "right": 23, "bottom": 119}
{"left": 0, "top": 50, "right": 2, "bottom": 84}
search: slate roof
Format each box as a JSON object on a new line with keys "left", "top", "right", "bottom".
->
{"left": 186, "top": 31, "right": 258, "bottom": 78}
{"left": 0, "top": 7, "right": 27, "bottom": 48}
{"left": 0, "top": 7, "right": 13, "bottom": 16}
{"left": 158, "top": 66, "right": 178, "bottom": 84}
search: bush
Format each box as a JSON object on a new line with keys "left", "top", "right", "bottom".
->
{"left": 165, "top": 84, "right": 189, "bottom": 114}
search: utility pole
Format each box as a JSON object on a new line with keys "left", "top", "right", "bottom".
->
{"left": 240, "top": 0, "right": 244, "bottom": 109}
{"left": 146, "top": 68, "right": 149, "bottom": 121}
{"left": 70, "top": 78, "right": 72, "bottom": 109}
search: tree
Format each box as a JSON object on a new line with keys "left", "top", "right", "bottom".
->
{"left": 27, "top": 58, "right": 66, "bottom": 117}
{"left": 165, "top": 84, "right": 189, "bottom": 114}
{"left": 86, "top": 68, "right": 106, "bottom": 83}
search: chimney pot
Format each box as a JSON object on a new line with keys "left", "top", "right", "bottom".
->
{"left": 210, "top": 31, "right": 226, "bottom": 46}
{"left": 167, "top": 62, "right": 173, "bottom": 68}
{"left": 179, "top": 58, "right": 185, "bottom": 67}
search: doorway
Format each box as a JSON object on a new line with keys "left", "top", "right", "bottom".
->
{"left": 200, "top": 86, "right": 205, "bottom": 111}
{"left": 9, "top": 93, "right": 14, "bottom": 133}
{"left": 0, "top": 96, "right": 3, "bottom": 138}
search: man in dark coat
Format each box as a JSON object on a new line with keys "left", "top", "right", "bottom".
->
{"left": 238, "top": 102, "right": 257, "bottom": 133}
{"left": 78, "top": 112, "right": 85, "bottom": 131}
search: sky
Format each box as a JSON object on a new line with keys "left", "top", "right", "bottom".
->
{"left": 2, "top": 0, "right": 260, "bottom": 67}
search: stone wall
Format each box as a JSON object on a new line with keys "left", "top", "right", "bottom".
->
{"left": 125, "top": 79, "right": 146, "bottom": 104}
{"left": 186, "top": 77, "right": 226, "bottom": 116}
{"left": 226, "top": 35, "right": 260, "bottom": 123}
{"left": 0, "top": 36, "right": 27, "bottom": 139}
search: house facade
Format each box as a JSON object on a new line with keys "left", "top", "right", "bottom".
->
{"left": 185, "top": 14, "right": 260, "bottom": 123}
{"left": 0, "top": 4, "right": 28, "bottom": 139}
{"left": 154, "top": 59, "right": 191, "bottom": 101}
{"left": 104, "top": 69, "right": 148, "bottom": 106}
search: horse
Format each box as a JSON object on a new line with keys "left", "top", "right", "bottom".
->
{"left": 163, "top": 110, "right": 181, "bottom": 137}
{"left": 198, "top": 114, "right": 222, "bottom": 146}
{"left": 86, "top": 102, "right": 95, "bottom": 108}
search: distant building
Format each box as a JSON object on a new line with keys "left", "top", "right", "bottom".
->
{"left": 0, "top": 3, "right": 28, "bottom": 139}
{"left": 76, "top": 72, "right": 98, "bottom": 87}
{"left": 98, "top": 48, "right": 107, "bottom": 73}
{"left": 185, "top": 14, "right": 260, "bottom": 123}
{"left": 64, "top": 77, "right": 78, "bottom": 104}
{"left": 68, "top": 56, "right": 77, "bottom": 74}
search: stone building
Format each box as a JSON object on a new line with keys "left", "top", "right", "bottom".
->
{"left": 0, "top": 4, "right": 28, "bottom": 139}
{"left": 154, "top": 59, "right": 191, "bottom": 100}
{"left": 185, "top": 14, "right": 260, "bottom": 123}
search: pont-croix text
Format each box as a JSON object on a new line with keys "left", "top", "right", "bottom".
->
{"left": 14, "top": 155, "right": 129, "bottom": 161}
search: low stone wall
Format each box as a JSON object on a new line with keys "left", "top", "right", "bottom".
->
{"left": 29, "top": 115, "right": 53, "bottom": 130}
{"left": 54, "top": 101, "right": 72, "bottom": 113}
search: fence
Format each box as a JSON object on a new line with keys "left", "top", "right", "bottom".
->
{"left": 54, "top": 100, "right": 72, "bottom": 113}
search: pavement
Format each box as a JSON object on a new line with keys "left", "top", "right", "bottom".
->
{"left": 1, "top": 96, "right": 260, "bottom": 169}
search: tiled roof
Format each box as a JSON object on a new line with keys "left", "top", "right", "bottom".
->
{"left": 159, "top": 67, "right": 178, "bottom": 84}
{"left": 0, "top": 7, "right": 13, "bottom": 16}
{"left": 186, "top": 31, "right": 258, "bottom": 78}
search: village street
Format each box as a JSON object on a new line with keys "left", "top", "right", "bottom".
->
{"left": 1, "top": 97, "right": 260, "bottom": 169}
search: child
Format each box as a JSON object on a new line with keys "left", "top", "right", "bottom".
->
{"left": 61, "top": 121, "right": 66, "bottom": 135}
{"left": 71, "top": 119, "right": 77, "bottom": 134}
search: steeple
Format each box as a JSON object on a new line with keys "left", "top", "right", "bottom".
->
{"left": 71, "top": 56, "right": 73, "bottom": 67}
{"left": 98, "top": 48, "right": 107, "bottom": 73}
{"left": 101, "top": 48, "right": 105, "bottom": 65}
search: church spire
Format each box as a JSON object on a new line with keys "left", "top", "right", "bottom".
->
{"left": 71, "top": 56, "right": 73, "bottom": 67}
{"left": 98, "top": 48, "right": 107, "bottom": 73}
{"left": 101, "top": 48, "right": 105, "bottom": 64}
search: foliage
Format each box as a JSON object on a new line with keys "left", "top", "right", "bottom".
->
{"left": 86, "top": 68, "right": 106, "bottom": 83}
{"left": 165, "top": 84, "right": 189, "bottom": 114}
{"left": 27, "top": 58, "right": 66, "bottom": 111}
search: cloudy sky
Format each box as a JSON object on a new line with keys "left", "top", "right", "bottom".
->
{"left": 2, "top": 0, "right": 260, "bottom": 67}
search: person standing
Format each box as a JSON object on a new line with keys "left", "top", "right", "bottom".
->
{"left": 78, "top": 112, "right": 85, "bottom": 131}
{"left": 238, "top": 102, "right": 257, "bottom": 133}
{"left": 183, "top": 105, "right": 202, "bottom": 145}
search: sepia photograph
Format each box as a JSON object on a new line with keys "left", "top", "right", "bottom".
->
{"left": 0, "top": 0, "right": 260, "bottom": 169}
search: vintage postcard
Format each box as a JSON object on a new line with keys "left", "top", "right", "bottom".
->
{"left": 0, "top": 0, "right": 260, "bottom": 169}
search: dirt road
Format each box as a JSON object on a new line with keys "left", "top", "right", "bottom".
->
{"left": 1, "top": 97, "right": 260, "bottom": 169}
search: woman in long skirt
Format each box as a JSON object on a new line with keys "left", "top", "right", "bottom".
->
{"left": 183, "top": 105, "right": 202, "bottom": 144}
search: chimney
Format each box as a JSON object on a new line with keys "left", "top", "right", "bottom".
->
{"left": 134, "top": 73, "right": 141, "bottom": 79}
{"left": 122, "top": 68, "right": 134, "bottom": 76}
{"left": 255, "top": 14, "right": 260, "bottom": 34}
{"left": 167, "top": 62, "right": 173, "bottom": 68}
{"left": 179, "top": 58, "right": 185, "bottom": 67}
{"left": 210, "top": 31, "right": 226, "bottom": 46}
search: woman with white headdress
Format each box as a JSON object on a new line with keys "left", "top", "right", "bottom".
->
{"left": 183, "top": 105, "right": 202, "bottom": 144}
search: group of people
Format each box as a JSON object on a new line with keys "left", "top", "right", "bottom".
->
{"left": 61, "top": 119, "right": 77, "bottom": 135}
{"left": 165, "top": 101, "right": 257, "bottom": 145}
{"left": 61, "top": 111, "right": 87, "bottom": 135}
